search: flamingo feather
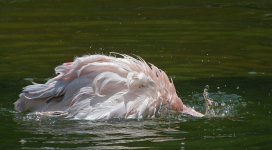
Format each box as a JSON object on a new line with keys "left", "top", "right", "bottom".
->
{"left": 14, "top": 53, "right": 204, "bottom": 120}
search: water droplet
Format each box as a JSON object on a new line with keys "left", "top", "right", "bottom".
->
{"left": 19, "top": 139, "right": 26, "bottom": 144}
{"left": 248, "top": 71, "right": 257, "bottom": 75}
{"left": 204, "top": 85, "right": 209, "bottom": 90}
{"left": 236, "top": 86, "right": 240, "bottom": 90}
{"left": 241, "top": 102, "right": 247, "bottom": 107}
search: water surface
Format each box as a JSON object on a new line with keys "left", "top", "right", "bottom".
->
{"left": 0, "top": 0, "right": 271, "bottom": 149}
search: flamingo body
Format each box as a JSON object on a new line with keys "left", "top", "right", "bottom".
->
{"left": 15, "top": 53, "right": 203, "bottom": 120}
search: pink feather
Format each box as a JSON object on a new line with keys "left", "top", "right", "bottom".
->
{"left": 14, "top": 53, "right": 204, "bottom": 120}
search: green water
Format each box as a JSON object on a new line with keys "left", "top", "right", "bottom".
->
{"left": 0, "top": 0, "right": 272, "bottom": 149}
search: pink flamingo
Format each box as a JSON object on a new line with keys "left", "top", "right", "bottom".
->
{"left": 14, "top": 53, "right": 204, "bottom": 120}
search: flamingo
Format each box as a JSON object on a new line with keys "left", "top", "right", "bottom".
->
{"left": 14, "top": 53, "right": 205, "bottom": 120}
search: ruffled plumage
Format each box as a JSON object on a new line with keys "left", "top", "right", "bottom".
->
{"left": 14, "top": 53, "right": 203, "bottom": 120}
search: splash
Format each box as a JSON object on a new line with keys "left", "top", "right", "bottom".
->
{"left": 192, "top": 85, "right": 243, "bottom": 117}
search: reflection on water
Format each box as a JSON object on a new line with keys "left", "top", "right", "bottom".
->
{"left": 14, "top": 114, "right": 181, "bottom": 149}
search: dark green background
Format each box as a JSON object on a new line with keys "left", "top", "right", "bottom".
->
{"left": 0, "top": 0, "right": 271, "bottom": 149}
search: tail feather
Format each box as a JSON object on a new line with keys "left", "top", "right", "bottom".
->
{"left": 14, "top": 81, "right": 65, "bottom": 112}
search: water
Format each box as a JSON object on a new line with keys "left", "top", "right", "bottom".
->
{"left": 0, "top": 0, "right": 272, "bottom": 149}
